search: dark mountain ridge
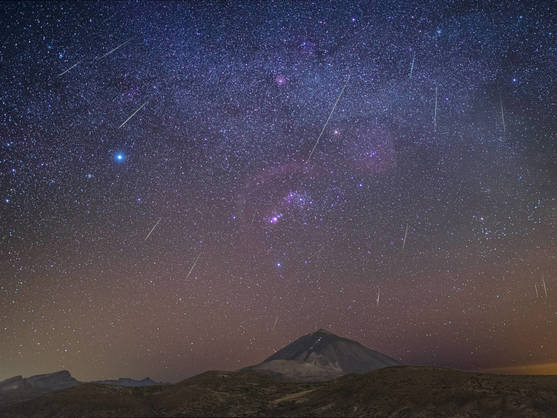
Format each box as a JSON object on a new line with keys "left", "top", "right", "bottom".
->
{"left": 0, "top": 370, "right": 163, "bottom": 408}
{"left": 2, "top": 367, "right": 557, "bottom": 417}
{"left": 0, "top": 370, "right": 79, "bottom": 408}
{"left": 2, "top": 330, "right": 556, "bottom": 416}
{"left": 93, "top": 377, "right": 165, "bottom": 387}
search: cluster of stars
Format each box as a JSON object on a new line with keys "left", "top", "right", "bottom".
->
{"left": 0, "top": 1, "right": 555, "bottom": 383}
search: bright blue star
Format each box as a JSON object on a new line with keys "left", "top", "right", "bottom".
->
{"left": 115, "top": 153, "right": 125, "bottom": 162}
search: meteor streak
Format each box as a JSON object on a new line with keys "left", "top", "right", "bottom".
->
{"left": 185, "top": 253, "right": 201, "bottom": 280}
{"left": 306, "top": 75, "right": 350, "bottom": 163}
{"left": 433, "top": 86, "right": 438, "bottom": 133}
{"left": 119, "top": 101, "right": 148, "bottom": 128}
{"left": 402, "top": 224, "right": 409, "bottom": 249}
{"left": 97, "top": 37, "right": 134, "bottom": 61}
{"left": 144, "top": 218, "right": 161, "bottom": 241}
{"left": 499, "top": 94, "right": 506, "bottom": 133}
{"left": 58, "top": 60, "right": 82, "bottom": 77}
{"left": 307, "top": 247, "right": 324, "bottom": 261}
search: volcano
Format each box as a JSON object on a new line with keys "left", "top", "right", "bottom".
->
{"left": 249, "top": 329, "right": 401, "bottom": 381}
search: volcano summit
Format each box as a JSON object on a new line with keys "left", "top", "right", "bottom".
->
{"left": 248, "top": 329, "right": 401, "bottom": 381}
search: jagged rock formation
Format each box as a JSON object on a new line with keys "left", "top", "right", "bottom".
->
{"left": 0, "top": 371, "right": 79, "bottom": 407}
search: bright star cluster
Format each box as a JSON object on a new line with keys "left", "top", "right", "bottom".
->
{"left": 0, "top": 1, "right": 555, "bottom": 383}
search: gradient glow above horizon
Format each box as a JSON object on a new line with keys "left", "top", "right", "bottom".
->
{"left": 0, "top": 1, "right": 555, "bottom": 382}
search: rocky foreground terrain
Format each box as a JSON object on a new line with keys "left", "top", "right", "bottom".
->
{"left": 1, "top": 366, "right": 557, "bottom": 417}
{"left": 2, "top": 330, "right": 556, "bottom": 417}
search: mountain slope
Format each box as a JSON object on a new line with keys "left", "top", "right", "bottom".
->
{"left": 249, "top": 329, "right": 400, "bottom": 380}
{"left": 2, "top": 367, "right": 557, "bottom": 417}
{"left": 0, "top": 370, "right": 163, "bottom": 407}
{"left": 0, "top": 371, "right": 79, "bottom": 407}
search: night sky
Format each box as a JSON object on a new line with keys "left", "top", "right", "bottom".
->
{"left": 1, "top": 1, "right": 555, "bottom": 383}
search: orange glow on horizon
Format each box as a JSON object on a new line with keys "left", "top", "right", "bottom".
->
{"left": 482, "top": 362, "right": 557, "bottom": 375}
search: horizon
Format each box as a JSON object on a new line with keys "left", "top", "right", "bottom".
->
{"left": 5, "top": 360, "right": 557, "bottom": 384}
{"left": 2, "top": 328, "right": 557, "bottom": 383}
{"left": 1, "top": 0, "right": 555, "bottom": 384}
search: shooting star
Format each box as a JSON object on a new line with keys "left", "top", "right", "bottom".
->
{"left": 409, "top": 51, "right": 415, "bottom": 79}
{"left": 499, "top": 94, "right": 506, "bottom": 133}
{"left": 119, "top": 101, "right": 148, "bottom": 128}
{"left": 97, "top": 37, "right": 134, "bottom": 61}
{"left": 307, "top": 247, "right": 324, "bottom": 262}
{"left": 542, "top": 277, "right": 548, "bottom": 298}
{"left": 306, "top": 74, "right": 350, "bottom": 163}
{"left": 144, "top": 218, "right": 161, "bottom": 241}
{"left": 58, "top": 60, "right": 82, "bottom": 77}
{"left": 272, "top": 316, "right": 279, "bottom": 330}
{"left": 402, "top": 223, "right": 409, "bottom": 249}
{"left": 433, "top": 85, "right": 438, "bottom": 133}
{"left": 185, "top": 253, "right": 201, "bottom": 280}
{"left": 376, "top": 286, "right": 380, "bottom": 306}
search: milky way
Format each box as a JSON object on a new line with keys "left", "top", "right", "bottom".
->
{"left": 1, "top": 1, "right": 555, "bottom": 382}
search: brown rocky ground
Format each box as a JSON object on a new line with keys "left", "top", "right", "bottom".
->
{"left": 1, "top": 366, "right": 556, "bottom": 417}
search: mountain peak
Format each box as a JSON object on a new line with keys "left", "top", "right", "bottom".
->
{"left": 45, "top": 370, "right": 72, "bottom": 378}
{"left": 314, "top": 328, "right": 335, "bottom": 335}
{"left": 25, "top": 370, "right": 79, "bottom": 391}
{"left": 251, "top": 330, "right": 401, "bottom": 381}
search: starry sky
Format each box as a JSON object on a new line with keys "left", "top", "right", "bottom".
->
{"left": 1, "top": 1, "right": 555, "bottom": 382}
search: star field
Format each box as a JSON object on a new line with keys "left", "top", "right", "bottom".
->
{"left": 0, "top": 1, "right": 555, "bottom": 382}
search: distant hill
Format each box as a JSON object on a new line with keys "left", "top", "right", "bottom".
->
{"left": 0, "top": 371, "right": 79, "bottom": 408}
{"left": 93, "top": 377, "right": 166, "bottom": 387}
{"left": 248, "top": 329, "right": 400, "bottom": 380}
{"left": 0, "top": 371, "right": 164, "bottom": 408}
{"left": 1, "top": 367, "right": 557, "bottom": 417}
